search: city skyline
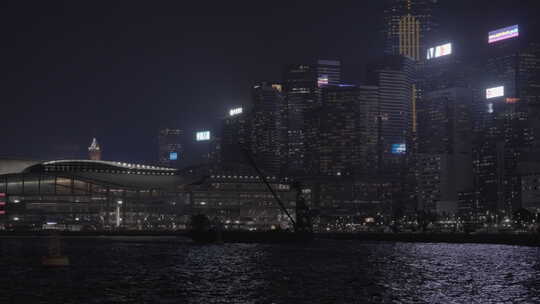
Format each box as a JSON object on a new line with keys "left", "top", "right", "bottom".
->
{"left": 3, "top": 2, "right": 540, "bottom": 303}
{"left": 1, "top": 0, "right": 538, "bottom": 164}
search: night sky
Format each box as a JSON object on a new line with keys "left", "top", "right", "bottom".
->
{"left": 1, "top": 0, "right": 538, "bottom": 165}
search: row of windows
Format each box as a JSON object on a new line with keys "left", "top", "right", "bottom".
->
{"left": 210, "top": 175, "right": 278, "bottom": 180}
{"left": 44, "top": 167, "right": 175, "bottom": 176}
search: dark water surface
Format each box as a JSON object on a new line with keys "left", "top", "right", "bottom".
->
{"left": 1, "top": 237, "right": 539, "bottom": 303}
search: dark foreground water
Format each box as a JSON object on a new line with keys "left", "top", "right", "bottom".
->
{"left": 1, "top": 237, "right": 540, "bottom": 304}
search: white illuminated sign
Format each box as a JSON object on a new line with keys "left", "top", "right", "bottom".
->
{"left": 486, "top": 86, "right": 505, "bottom": 99}
{"left": 427, "top": 43, "right": 452, "bottom": 60}
{"left": 196, "top": 131, "right": 211, "bottom": 141}
{"left": 229, "top": 107, "right": 243, "bottom": 116}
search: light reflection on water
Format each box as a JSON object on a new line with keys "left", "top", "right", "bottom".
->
{"left": 0, "top": 238, "right": 539, "bottom": 303}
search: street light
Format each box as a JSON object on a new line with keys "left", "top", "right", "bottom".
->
{"left": 116, "top": 200, "right": 123, "bottom": 228}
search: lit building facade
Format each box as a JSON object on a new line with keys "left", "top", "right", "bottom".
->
{"left": 316, "top": 60, "right": 341, "bottom": 88}
{"left": 220, "top": 108, "right": 251, "bottom": 164}
{"left": 367, "top": 55, "right": 415, "bottom": 172}
{"left": 249, "top": 82, "right": 287, "bottom": 174}
{"left": 88, "top": 138, "right": 101, "bottom": 161}
{"left": 0, "top": 159, "right": 195, "bottom": 230}
{"left": 282, "top": 64, "right": 318, "bottom": 175}
{"left": 158, "top": 128, "right": 184, "bottom": 168}
{"left": 519, "top": 162, "right": 540, "bottom": 213}
{"left": 418, "top": 88, "right": 473, "bottom": 155}
{"left": 304, "top": 85, "right": 377, "bottom": 177}
{"left": 473, "top": 29, "right": 540, "bottom": 213}
{"left": 384, "top": 0, "right": 437, "bottom": 61}
{"left": 0, "top": 159, "right": 303, "bottom": 231}
{"left": 415, "top": 88, "right": 474, "bottom": 214}
{"left": 189, "top": 173, "right": 295, "bottom": 230}
{"left": 282, "top": 60, "right": 342, "bottom": 176}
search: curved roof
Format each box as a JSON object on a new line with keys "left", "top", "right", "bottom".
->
{"left": 0, "top": 158, "right": 42, "bottom": 175}
{"left": 0, "top": 158, "right": 204, "bottom": 191}
{"left": 41, "top": 159, "right": 176, "bottom": 171}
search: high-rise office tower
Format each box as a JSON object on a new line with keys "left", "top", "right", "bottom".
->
{"left": 88, "top": 138, "right": 101, "bottom": 161}
{"left": 304, "top": 85, "right": 362, "bottom": 176}
{"left": 416, "top": 88, "right": 474, "bottom": 214}
{"left": 207, "top": 136, "right": 222, "bottom": 164}
{"left": 282, "top": 64, "right": 317, "bottom": 175}
{"left": 250, "top": 82, "right": 287, "bottom": 174}
{"left": 384, "top": 0, "right": 437, "bottom": 61}
{"left": 221, "top": 106, "right": 251, "bottom": 164}
{"left": 474, "top": 25, "right": 540, "bottom": 213}
{"left": 418, "top": 88, "right": 473, "bottom": 155}
{"left": 367, "top": 55, "right": 415, "bottom": 172}
{"left": 357, "top": 85, "right": 381, "bottom": 175}
{"left": 282, "top": 60, "right": 342, "bottom": 175}
{"left": 416, "top": 40, "right": 476, "bottom": 157}
{"left": 418, "top": 41, "right": 473, "bottom": 92}
{"left": 304, "top": 85, "right": 379, "bottom": 177}
{"left": 317, "top": 60, "right": 341, "bottom": 88}
{"left": 158, "top": 128, "right": 183, "bottom": 168}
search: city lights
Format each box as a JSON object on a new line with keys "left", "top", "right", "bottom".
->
{"left": 426, "top": 42, "right": 452, "bottom": 59}
{"left": 0, "top": 193, "right": 5, "bottom": 216}
{"left": 505, "top": 97, "right": 520, "bottom": 104}
{"left": 391, "top": 143, "right": 406, "bottom": 154}
{"left": 196, "top": 131, "right": 211, "bottom": 141}
{"left": 488, "top": 25, "right": 519, "bottom": 44}
{"left": 317, "top": 75, "right": 329, "bottom": 87}
{"left": 229, "top": 107, "right": 243, "bottom": 116}
{"left": 486, "top": 86, "right": 505, "bottom": 99}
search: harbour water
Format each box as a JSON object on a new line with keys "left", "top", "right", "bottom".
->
{"left": 1, "top": 237, "right": 539, "bottom": 303}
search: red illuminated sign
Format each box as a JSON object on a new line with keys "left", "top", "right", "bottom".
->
{"left": 506, "top": 97, "right": 520, "bottom": 104}
{"left": 0, "top": 193, "right": 6, "bottom": 216}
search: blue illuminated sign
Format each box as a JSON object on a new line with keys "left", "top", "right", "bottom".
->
{"left": 391, "top": 144, "right": 406, "bottom": 154}
{"left": 169, "top": 152, "right": 178, "bottom": 160}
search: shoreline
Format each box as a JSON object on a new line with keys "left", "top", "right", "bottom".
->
{"left": 0, "top": 231, "right": 539, "bottom": 247}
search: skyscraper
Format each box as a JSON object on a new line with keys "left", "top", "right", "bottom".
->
{"left": 304, "top": 85, "right": 361, "bottom": 176}
{"left": 367, "top": 55, "right": 415, "bottom": 172}
{"left": 416, "top": 88, "right": 474, "bottom": 214}
{"left": 473, "top": 26, "right": 540, "bottom": 213}
{"left": 220, "top": 106, "right": 251, "bottom": 164}
{"left": 316, "top": 60, "right": 341, "bottom": 88}
{"left": 282, "top": 60, "right": 342, "bottom": 175}
{"left": 304, "top": 85, "right": 379, "bottom": 177}
{"left": 418, "top": 88, "right": 473, "bottom": 155}
{"left": 158, "top": 128, "right": 183, "bottom": 168}
{"left": 357, "top": 85, "right": 381, "bottom": 175}
{"left": 282, "top": 64, "right": 318, "bottom": 175}
{"left": 88, "top": 138, "right": 101, "bottom": 161}
{"left": 384, "top": 0, "right": 437, "bottom": 61}
{"left": 249, "top": 82, "right": 286, "bottom": 174}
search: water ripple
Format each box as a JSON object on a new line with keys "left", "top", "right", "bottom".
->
{"left": 0, "top": 238, "right": 539, "bottom": 303}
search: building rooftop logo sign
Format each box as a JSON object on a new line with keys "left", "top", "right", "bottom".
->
{"left": 427, "top": 43, "right": 452, "bottom": 60}
{"left": 229, "top": 107, "right": 243, "bottom": 116}
{"left": 196, "top": 131, "right": 211, "bottom": 141}
{"left": 486, "top": 86, "right": 505, "bottom": 99}
{"left": 489, "top": 25, "right": 519, "bottom": 44}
